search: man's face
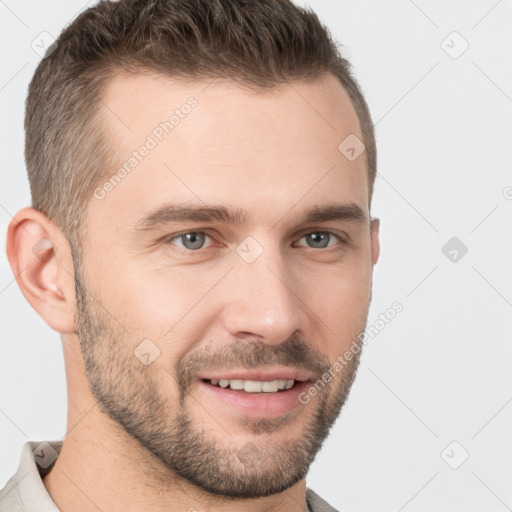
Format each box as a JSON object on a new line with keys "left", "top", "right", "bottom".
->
{"left": 73, "top": 72, "right": 378, "bottom": 498}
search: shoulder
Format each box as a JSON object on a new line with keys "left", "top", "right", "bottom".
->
{"left": 306, "top": 487, "right": 340, "bottom": 512}
{"left": 0, "top": 473, "right": 24, "bottom": 511}
{"left": 0, "top": 439, "right": 62, "bottom": 512}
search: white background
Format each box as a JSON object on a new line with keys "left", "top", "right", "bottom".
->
{"left": 1, "top": 1, "right": 511, "bottom": 510}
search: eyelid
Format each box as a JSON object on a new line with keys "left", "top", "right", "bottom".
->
{"left": 161, "top": 228, "right": 348, "bottom": 251}
{"left": 293, "top": 229, "right": 347, "bottom": 248}
{"left": 295, "top": 227, "right": 348, "bottom": 240}
{"left": 161, "top": 229, "right": 216, "bottom": 248}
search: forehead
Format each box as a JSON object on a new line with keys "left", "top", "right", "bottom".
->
{"left": 100, "top": 70, "right": 361, "bottom": 135}
{"left": 89, "top": 71, "right": 368, "bottom": 233}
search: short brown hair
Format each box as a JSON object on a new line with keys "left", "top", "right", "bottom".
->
{"left": 25, "top": 0, "right": 376, "bottom": 248}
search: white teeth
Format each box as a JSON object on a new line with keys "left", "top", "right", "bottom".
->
{"left": 261, "top": 380, "right": 279, "bottom": 392}
{"left": 229, "top": 379, "right": 244, "bottom": 390}
{"left": 244, "top": 380, "right": 262, "bottom": 392}
{"left": 277, "top": 379, "right": 287, "bottom": 390}
{"left": 209, "top": 378, "right": 296, "bottom": 392}
{"left": 284, "top": 379, "right": 294, "bottom": 390}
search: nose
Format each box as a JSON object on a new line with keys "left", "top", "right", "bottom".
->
{"left": 220, "top": 245, "right": 303, "bottom": 346}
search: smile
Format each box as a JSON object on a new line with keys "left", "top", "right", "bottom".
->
{"left": 205, "top": 378, "right": 296, "bottom": 393}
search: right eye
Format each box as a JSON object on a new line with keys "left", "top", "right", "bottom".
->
{"left": 163, "top": 230, "right": 215, "bottom": 251}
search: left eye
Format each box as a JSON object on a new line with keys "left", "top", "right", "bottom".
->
{"left": 167, "top": 231, "right": 213, "bottom": 251}
{"left": 295, "top": 231, "right": 342, "bottom": 249}
{"left": 165, "top": 230, "right": 343, "bottom": 251}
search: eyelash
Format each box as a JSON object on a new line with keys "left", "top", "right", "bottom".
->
{"left": 161, "top": 229, "right": 348, "bottom": 252}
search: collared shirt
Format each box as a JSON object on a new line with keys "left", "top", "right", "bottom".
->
{"left": 0, "top": 440, "right": 338, "bottom": 511}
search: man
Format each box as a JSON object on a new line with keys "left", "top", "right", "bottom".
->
{"left": 1, "top": 0, "right": 379, "bottom": 510}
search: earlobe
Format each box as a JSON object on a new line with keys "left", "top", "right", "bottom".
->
{"left": 6, "top": 207, "right": 77, "bottom": 334}
{"left": 370, "top": 217, "right": 380, "bottom": 265}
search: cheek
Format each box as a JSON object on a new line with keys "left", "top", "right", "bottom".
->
{"left": 92, "top": 257, "right": 198, "bottom": 321}
{"left": 315, "top": 282, "right": 370, "bottom": 328}
{"left": 299, "top": 262, "right": 372, "bottom": 352}
{"left": 94, "top": 262, "right": 227, "bottom": 364}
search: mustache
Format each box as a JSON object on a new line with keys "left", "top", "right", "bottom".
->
{"left": 176, "top": 334, "right": 332, "bottom": 396}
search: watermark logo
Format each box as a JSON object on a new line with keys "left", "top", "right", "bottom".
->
{"left": 441, "top": 441, "right": 469, "bottom": 469}
{"left": 237, "top": 442, "right": 262, "bottom": 468}
{"left": 134, "top": 338, "right": 161, "bottom": 366}
{"left": 441, "top": 31, "right": 469, "bottom": 60}
{"left": 236, "top": 236, "right": 264, "bottom": 263}
{"left": 338, "top": 133, "right": 365, "bottom": 162}
{"left": 31, "top": 32, "right": 57, "bottom": 59}
{"left": 441, "top": 236, "right": 468, "bottom": 263}
{"left": 31, "top": 442, "right": 59, "bottom": 469}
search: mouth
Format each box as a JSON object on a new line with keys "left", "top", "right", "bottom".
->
{"left": 196, "top": 369, "right": 313, "bottom": 418}
{"left": 203, "top": 378, "right": 297, "bottom": 393}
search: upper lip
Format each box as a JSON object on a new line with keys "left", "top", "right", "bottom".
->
{"left": 197, "top": 367, "right": 312, "bottom": 382}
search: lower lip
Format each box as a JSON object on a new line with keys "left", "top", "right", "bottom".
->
{"left": 197, "top": 380, "right": 310, "bottom": 418}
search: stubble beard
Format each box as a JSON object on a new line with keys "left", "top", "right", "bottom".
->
{"left": 72, "top": 254, "right": 366, "bottom": 499}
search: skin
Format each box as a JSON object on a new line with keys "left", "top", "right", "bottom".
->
{"left": 6, "top": 71, "right": 380, "bottom": 512}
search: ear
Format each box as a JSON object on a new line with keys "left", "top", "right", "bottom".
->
{"left": 370, "top": 217, "right": 380, "bottom": 266}
{"left": 6, "top": 207, "right": 77, "bottom": 333}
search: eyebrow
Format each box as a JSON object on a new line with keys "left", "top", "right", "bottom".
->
{"left": 133, "top": 201, "right": 368, "bottom": 232}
